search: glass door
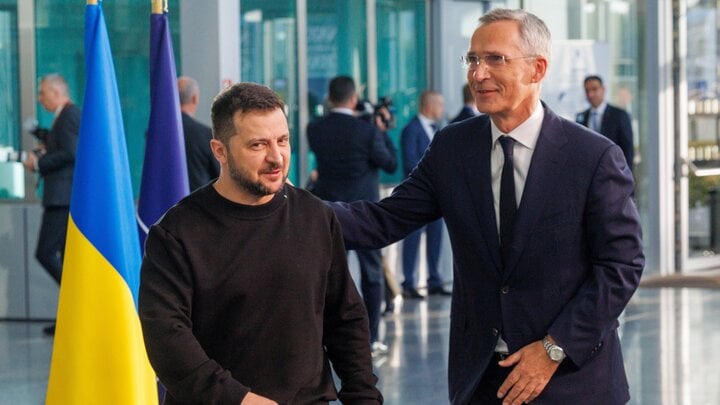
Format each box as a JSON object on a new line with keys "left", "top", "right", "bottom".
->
{"left": 682, "top": 0, "right": 720, "bottom": 270}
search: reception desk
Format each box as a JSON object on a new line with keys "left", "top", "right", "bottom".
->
{"left": 0, "top": 203, "right": 58, "bottom": 320}
{"left": 0, "top": 162, "right": 25, "bottom": 199}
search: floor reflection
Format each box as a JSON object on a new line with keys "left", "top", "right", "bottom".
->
{"left": 1, "top": 288, "right": 719, "bottom": 404}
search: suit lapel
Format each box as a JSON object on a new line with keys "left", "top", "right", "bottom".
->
{"left": 502, "top": 107, "right": 568, "bottom": 279}
{"left": 461, "top": 118, "right": 502, "bottom": 274}
{"left": 600, "top": 107, "right": 610, "bottom": 133}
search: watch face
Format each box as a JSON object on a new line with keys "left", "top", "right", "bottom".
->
{"left": 550, "top": 347, "right": 565, "bottom": 361}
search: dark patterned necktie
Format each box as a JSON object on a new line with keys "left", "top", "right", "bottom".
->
{"left": 499, "top": 135, "right": 516, "bottom": 264}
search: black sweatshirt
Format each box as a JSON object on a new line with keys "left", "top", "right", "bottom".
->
{"left": 139, "top": 184, "right": 382, "bottom": 404}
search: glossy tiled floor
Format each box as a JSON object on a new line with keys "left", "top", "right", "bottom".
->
{"left": 1, "top": 287, "right": 719, "bottom": 404}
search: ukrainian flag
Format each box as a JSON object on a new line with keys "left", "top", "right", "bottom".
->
{"left": 45, "top": 1, "right": 157, "bottom": 403}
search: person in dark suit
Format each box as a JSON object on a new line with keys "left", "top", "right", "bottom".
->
{"left": 400, "top": 90, "right": 451, "bottom": 298}
{"left": 307, "top": 75, "right": 397, "bottom": 355}
{"left": 450, "top": 83, "right": 479, "bottom": 123}
{"left": 576, "top": 75, "right": 635, "bottom": 173}
{"left": 22, "top": 74, "right": 81, "bottom": 335}
{"left": 178, "top": 76, "right": 220, "bottom": 191}
{"left": 330, "top": 9, "right": 643, "bottom": 404}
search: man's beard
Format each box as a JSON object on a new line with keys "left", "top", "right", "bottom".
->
{"left": 227, "top": 154, "right": 286, "bottom": 198}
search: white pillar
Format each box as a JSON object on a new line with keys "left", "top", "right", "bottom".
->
{"left": 180, "top": 0, "right": 240, "bottom": 125}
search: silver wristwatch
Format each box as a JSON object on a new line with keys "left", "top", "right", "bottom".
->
{"left": 542, "top": 336, "right": 566, "bottom": 362}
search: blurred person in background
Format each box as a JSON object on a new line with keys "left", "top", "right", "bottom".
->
{"left": 22, "top": 73, "right": 81, "bottom": 336}
{"left": 178, "top": 76, "right": 220, "bottom": 191}
{"left": 400, "top": 90, "right": 451, "bottom": 299}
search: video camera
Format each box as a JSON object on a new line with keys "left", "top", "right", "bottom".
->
{"left": 30, "top": 127, "right": 50, "bottom": 144}
{"left": 356, "top": 96, "right": 396, "bottom": 130}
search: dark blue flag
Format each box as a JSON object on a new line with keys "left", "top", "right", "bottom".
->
{"left": 137, "top": 8, "right": 189, "bottom": 250}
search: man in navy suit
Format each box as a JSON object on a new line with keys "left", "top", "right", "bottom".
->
{"left": 330, "top": 9, "right": 643, "bottom": 404}
{"left": 576, "top": 75, "right": 635, "bottom": 173}
{"left": 400, "top": 90, "right": 451, "bottom": 298}
{"left": 307, "top": 75, "right": 397, "bottom": 355}
{"left": 22, "top": 74, "right": 81, "bottom": 335}
{"left": 450, "top": 83, "right": 479, "bottom": 123}
{"left": 178, "top": 76, "right": 220, "bottom": 191}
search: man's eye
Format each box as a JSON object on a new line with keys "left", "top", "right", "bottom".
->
{"left": 486, "top": 55, "right": 505, "bottom": 65}
{"left": 468, "top": 55, "right": 480, "bottom": 65}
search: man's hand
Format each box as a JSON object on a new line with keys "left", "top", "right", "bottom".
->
{"left": 373, "top": 106, "right": 391, "bottom": 132}
{"left": 496, "top": 340, "right": 560, "bottom": 405}
{"left": 22, "top": 152, "right": 37, "bottom": 172}
{"left": 240, "top": 392, "right": 278, "bottom": 405}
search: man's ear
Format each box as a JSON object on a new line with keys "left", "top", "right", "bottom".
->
{"left": 531, "top": 56, "right": 548, "bottom": 83}
{"left": 210, "top": 138, "right": 227, "bottom": 165}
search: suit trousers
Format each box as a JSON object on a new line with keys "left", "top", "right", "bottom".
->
{"left": 401, "top": 219, "right": 443, "bottom": 290}
{"left": 36, "top": 206, "right": 70, "bottom": 285}
{"left": 353, "top": 248, "right": 384, "bottom": 343}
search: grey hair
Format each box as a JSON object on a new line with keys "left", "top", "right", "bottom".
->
{"left": 479, "top": 9, "right": 551, "bottom": 64}
{"left": 40, "top": 74, "right": 69, "bottom": 97}
{"left": 178, "top": 76, "right": 200, "bottom": 105}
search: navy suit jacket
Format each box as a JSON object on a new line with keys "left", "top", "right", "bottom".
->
{"left": 307, "top": 112, "right": 397, "bottom": 202}
{"left": 37, "top": 103, "right": 80, "bottom": 208}
{"left": 576, "top": 104, "right": 634, "bottom": 173}
{"left": 182, "top": 112, "right": 219, "bottom": 191}
{"left": 401, "top": 116, "right": 430, "bottom": 177}
{"left": 331, "top": 105, "right": 644, "bottom": 404}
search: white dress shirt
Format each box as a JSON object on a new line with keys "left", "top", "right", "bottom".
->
{"left": 589, "top": 101, "right": 607, "bottom": 132}
{"left": 418, "top": 113, "right": 438, "bottom": 140}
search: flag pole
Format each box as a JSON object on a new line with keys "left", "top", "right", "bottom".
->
{"left": 152, "top": 0, "right": 163, "bottom": 14}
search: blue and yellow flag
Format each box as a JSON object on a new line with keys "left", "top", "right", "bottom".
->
{"left": 46, "top": 1, "right": 157, "bottom": 403}
{"left": 137, "top": 2, "right": 189, "bottom": 251}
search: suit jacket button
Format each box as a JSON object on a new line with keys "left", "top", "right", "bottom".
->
{"left": 500, "top": 286, "right": 510, "bottom": 294}
{"left": 491, "top": 328, "right": 499, "bottom": 336}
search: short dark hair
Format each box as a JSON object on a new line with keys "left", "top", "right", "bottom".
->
{"left": 328, "top": 76, "right": 356, "bottom": 105}
{"left": 584, "top": 75, "right": 604, "bottom": 86}
{"left": 211, "top": 82, "right": 285, "bottom": 145}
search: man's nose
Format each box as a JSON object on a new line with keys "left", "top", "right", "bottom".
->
{"left": 266, "top": 143, "right": 283, "bottom": 163}
{"left": 469, "top": 64, "right": 491, "bottom": 80}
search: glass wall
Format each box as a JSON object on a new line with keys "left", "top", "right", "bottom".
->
{"left": 0, "top": 0, "right": 19, "bottom": 152}
{"left": 685, "top": 0, "right": 720, "bottom": 260}
{"left": 307, "top": 0, "right": 367, "bottom": 119}
{"left": 304, "top": 0, "right": 368, "bottom": 183}
{"left": 376, "top": 0, "right": 427, "bottom": 184}
{"left": 525, "top": 0, "right": 645, "bottom": 226}
{"left": 34, "top": 0, "right": 180, "bottom": 196}
{"left": 239, "top": 0, "right": 427, "bottom": 186}
{"left": 528, "top": 1, "right": 642, "bottom": 158}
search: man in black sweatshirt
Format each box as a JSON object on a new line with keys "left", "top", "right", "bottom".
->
{"left": 139, "top": 82, "right": 382, "bottom": 405}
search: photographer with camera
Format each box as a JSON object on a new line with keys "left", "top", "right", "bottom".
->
{"left": 356, "top": 96, "right": 396, "bottom": 132}
{"left": 22, "top": 74, "right": 81, "bottom": 336}
{"left": 307, "top": 75, "right": 397, "bottom": 357}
